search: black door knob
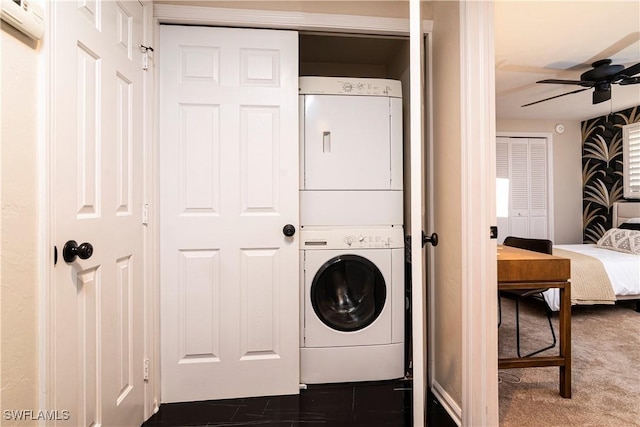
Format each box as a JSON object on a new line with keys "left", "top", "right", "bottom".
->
{"left": 283, "top": 224, "right": 296, "bottom": 237}
{"left": 63, "top": 240, "right": 94, "bottom": 263}
{"left": 422, "top": 231, "right": 438, "bottom": 247}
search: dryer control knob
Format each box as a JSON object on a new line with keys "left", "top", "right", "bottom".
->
{"left": 344, "top": 235, "right": 354, "bottom": 246}
{"left": 358, "top": 235, "right": 365, "bottom": 242}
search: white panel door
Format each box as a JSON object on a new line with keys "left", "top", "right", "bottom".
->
{"left": 303, "top": 95, "right": 391, "bottom": 190}
{"left": 52, "top": 1, "right": 146, "bottom": 426}
{"left": 159, "top": 25, "right": 299, "bottom": 402}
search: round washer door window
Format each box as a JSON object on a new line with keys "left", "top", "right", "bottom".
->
{"left": 311, "top": 254, "right": 386, "bottom": 332}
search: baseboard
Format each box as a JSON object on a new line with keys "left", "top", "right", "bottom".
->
{"left": 432, "top": 380, "right": 462, "bottom": 426}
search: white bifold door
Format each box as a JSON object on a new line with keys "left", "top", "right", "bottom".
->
{"left": 159, "top": 25, "right": 300, "bottom": 402}
{"left": 496, "top": 136, "right": 549, "bottom": 243}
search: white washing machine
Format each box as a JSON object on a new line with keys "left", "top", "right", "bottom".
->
{"left": 300, "top": 226, "right": 404, "bottom": 384}
{"left": 299, "top": 76, "right": 403, "bottom": 226}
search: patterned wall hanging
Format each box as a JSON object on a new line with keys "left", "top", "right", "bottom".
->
{"left": 582, "top": 106, "right": 640, "bottom": 243}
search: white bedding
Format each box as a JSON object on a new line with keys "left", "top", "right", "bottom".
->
{"left": 543, "top": 244, "right": 640, "bottom": 311}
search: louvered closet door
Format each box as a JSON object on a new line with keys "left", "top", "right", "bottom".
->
{"left": 497, "top": 137, "right": 549, "bottom": 241}
{"left": 528, "top": 139, "right": 548, "bottom": 238}
{"left": 509, "top": 139, "right": 530, "bottom": 237}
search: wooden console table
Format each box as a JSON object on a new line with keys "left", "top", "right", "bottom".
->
{"left": 497, "top": 245, "right": 572, "bottom": 398}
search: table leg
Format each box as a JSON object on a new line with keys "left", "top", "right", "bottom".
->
{"left": 559, "top": 282, "right": 571, "bottom": 398}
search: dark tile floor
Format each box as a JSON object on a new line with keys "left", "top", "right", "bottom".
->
{"left": 142, "top": 379, "right": 455, "bottom": 427}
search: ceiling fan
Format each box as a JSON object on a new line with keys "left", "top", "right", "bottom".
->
{"left": 522, "top": 59, "right": 640, "bottom": 107}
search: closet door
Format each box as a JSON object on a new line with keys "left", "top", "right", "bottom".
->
{"left": 509, "top": 139, "right": 530, "bottom": 237}
{"left": 496, "top": 137, "right": 549, "bottom": 242}
{"left": 528, "top": 139, "right": 548, "bottom": 238}
{"left": 159, "top": 25, "right": 299, "bottom": 403}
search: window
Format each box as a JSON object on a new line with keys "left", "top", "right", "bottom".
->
{"left": 623, "top": 123, "right": 640, "bottom": 199}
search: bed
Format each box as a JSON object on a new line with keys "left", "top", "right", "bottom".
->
{"left": 542, "top": 202, "right": 640, "bottom": 311}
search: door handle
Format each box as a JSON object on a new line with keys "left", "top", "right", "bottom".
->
{"left": 63, "top": 240, "right": 94, "bottom": 263}
{"left": 422, "top": 231, "right": 438, "bottom": 247}
{"left": 322, "top": 131, "right": 331, "bottom": 152}
{"left": 283, "top": 224, "right": 296, "bottom": 237}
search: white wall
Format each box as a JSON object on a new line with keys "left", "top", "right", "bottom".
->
{"left": 1, "top": 22, "right": 40, "bottom": 425}
{"left": 497, "top": 119, "right": 583, "bottom": 244}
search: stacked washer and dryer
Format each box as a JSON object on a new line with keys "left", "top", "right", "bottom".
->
{"left": 299, "top": 76, "right": 405, "bottom": 384}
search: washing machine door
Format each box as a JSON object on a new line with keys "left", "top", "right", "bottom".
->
{"left": 311, "top": 254, "right": 386, "bottom": 332}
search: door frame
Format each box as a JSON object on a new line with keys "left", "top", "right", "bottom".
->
{"left": 149, "top": 3, "right": 496, "bottom": 426}
{"left": 459, "top": 2, "right": 499, "bottom": 425}
{"left": 38, "top": 0, "right": 157, "bottom": 421}
{"left": 152, "top": 4, "right": 433, "bottom": 420}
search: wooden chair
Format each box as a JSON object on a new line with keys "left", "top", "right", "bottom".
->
{"left": 499, "top": 236, "right": 556, "bottom": 358}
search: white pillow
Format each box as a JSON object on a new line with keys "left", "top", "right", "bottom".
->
{"left": 596, "top": 228, "right": 640, "bottom": 255}
{"left": 626, "top": 217, "right": 640, "bottom": 224}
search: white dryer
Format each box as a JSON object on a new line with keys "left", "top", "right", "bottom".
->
{"left": 299, "top": 76, "right": 403, "bottom": 226}
{"left": 300, "top": 226, "right": 404, "bottom": 384}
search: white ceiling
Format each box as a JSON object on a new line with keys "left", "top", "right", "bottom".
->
{"left": 494, "top": 1, "right": 640, "bottom": 122}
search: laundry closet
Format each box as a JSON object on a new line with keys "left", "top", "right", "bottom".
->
{"left": 158, "top": 25, "right": 412, "bottom": 403}
{"left": 297, "top": 34, "right": 411, "bottom": 385}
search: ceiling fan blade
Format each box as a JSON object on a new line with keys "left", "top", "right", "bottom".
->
{"left": 618, "top": 76, "right": 640, "bottom": 85}
{"left": 537, "top": 79, "right": 587, "bottom": 85}
{"left": 593, "top": 88, "right": 611, "bottom": 104}
{"left": 618, "top": 62, "right": 640, "bottom": 78}
{"left": 521, "top": 88, "right": 590, "bottom": 107}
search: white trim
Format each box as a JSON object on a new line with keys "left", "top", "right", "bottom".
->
{"left": 546, "top": 135, "right": 556, "bottom": 244}
{"left": 153, "top": 3, "right": 435, "bottom": 35}
{"left": 409, "top": 1, "right": 425, "bottom": 425}
{"left": 141, "top": 0, "right": 160, "bottom": 419}
{"left": 623, "top": 122, "right": 640, "bottom": 199}
{"left": 460, "top": 2, "right": 499, "bottom": 427}
{"left": 496, "top": 131, "right": 550, "bottom": 138}
{"left": 425, "top": 30, "right": 436, "bottom": 396}
{"left": 496, "top": 131, "right": 555, "bottom": 243}
{"left": 154, "top": 4, "right": 400, "bottom": 35}
{"left": 432, "top": 380, "right": 462, "bottom": 426}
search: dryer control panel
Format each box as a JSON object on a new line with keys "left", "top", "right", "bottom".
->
{"left": 299, "top": 76, "right": 402, "bottom": 98}
{"left": 301, "top": 226, "right": 404, "bottom": 250}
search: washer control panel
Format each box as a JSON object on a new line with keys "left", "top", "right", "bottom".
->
{"left": 343, "top": 233, "right": 393, "bottom": 248}
{"left": 299, "top": 76, "right": 402, "bottom": 98}
{"left": 301, "top": 226, "right": 404, "bottom": 250}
